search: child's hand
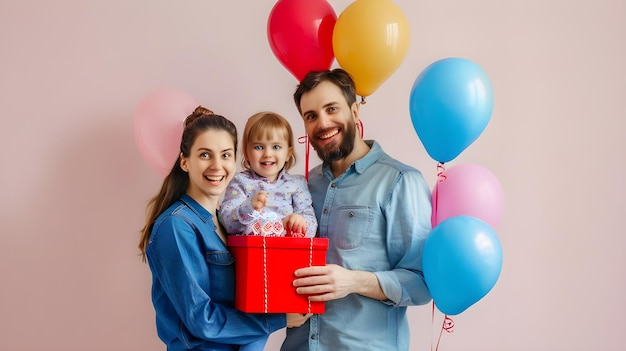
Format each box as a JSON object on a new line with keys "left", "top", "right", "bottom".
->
{"left": 283, "top": 214, "right": 306, "bottom": 237}
{"left": 251, "top": 191, "right": 268, "bottom": 211}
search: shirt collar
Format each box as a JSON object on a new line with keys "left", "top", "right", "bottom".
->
{"left": 354, "top": 140, "right": 381, "bottom": 174}
{"left": 244, "top": 167, "right": 287, "bottom": 182}
{"left": 322, "top": 140, "right": 382, "bottom": 177}
{"left": 180, "top": 194, "right": 212, "bottom": 223}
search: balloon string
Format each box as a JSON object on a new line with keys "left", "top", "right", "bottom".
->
{"left": 436, "top": 162, "right": 447, "bottom": 181}
{"left": 298, "top": 135, "right": 310, "bottom": 181}
{"left": 433, "top": 162, "right": 446, "bottom": 228}
{"left": 431, "top": 302, "right": 454, "bottom": 351}
{"left": 430, "top": 166, "right": 453, "bottom": 351}
{"left": 357, "top": 119, "right": 364, "bottom": 139}
{"left": 359, "top": 96, "right": 367, "bottom": 105}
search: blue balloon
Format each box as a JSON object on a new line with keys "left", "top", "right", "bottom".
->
{"left": 409, "top": 58, "right": 494, "bottom": 163}
{"left": 422, "top": 216, "right": 503, "bottom": 315}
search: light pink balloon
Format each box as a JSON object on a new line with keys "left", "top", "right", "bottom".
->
{"left": 431, "top": 163, "right": 504, "bottom": 228}
{"left": 133, "top": 89, "right": 198, "bottom": 176}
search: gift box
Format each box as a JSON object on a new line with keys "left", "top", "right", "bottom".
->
{"left": 227, "top": 235, "right": 329, "bottom": 313}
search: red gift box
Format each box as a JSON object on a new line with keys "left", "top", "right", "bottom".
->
{"left": 227, "top": 235, "right": 328, "bottom": 313}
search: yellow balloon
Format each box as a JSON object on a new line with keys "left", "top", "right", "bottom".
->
{"left": 333, "top": 0, "right": 410, "bottom": 97}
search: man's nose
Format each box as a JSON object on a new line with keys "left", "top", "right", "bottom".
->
{"left": 317, "top": 112, "right": 332, "bottom": 127}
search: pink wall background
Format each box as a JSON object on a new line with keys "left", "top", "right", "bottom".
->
{"left": 1, "top": 0, "right": 624, "bottom": 350}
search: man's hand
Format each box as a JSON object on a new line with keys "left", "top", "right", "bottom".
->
{"left": 292, "top": 264, "right": 387, "bottom": 301}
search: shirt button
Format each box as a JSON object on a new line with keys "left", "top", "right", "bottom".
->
{"left": 311, "top": 334, "right": 317, "bottom": 340}
{"left": 330, "top": 183, "right": 337, "bottom": 188}
{"left": 323, "top": 209, "right": 328, "bottom": 214}
{"left": 349, "top": 211, "right": 354, "bottom": 217}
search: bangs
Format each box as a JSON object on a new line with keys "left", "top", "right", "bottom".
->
{"left": 247, "top": 114, "right": 291, "bottom": 144}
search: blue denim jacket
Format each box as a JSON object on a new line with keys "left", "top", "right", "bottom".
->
{"left": 146, "top": 194, "right": 285, "bottom": 351}
{"left": 282, "top": 141, "right": 432, "bottom": 351}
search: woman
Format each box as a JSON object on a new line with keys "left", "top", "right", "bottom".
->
{"left": 138, "top": 106, "right": 308, "bottom": 351}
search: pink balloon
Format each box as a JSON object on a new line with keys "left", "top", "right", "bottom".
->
{"left": 133, "top": 89, "right": 198, "bottom": 176}
{"left": 432, "top": 164, "right": 504, "bottom": 228}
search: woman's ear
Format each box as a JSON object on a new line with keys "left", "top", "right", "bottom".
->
{"left": 179, "top": 153, "right": 189, "bottom": 172}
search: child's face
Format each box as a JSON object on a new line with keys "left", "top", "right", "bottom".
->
{"left": 246, "top": 130, "right": 292, "bottom": 182}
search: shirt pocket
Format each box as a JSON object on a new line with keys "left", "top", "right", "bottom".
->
{"left": 205, "top": 250, "right": 236, "bottom": 303}
{"left": 327, "top": 206, "right": 373, "bottom": 250}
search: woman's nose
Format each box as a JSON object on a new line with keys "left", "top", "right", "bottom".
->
{"left": 209, "top": 158, "right": 223, "bottom": 169}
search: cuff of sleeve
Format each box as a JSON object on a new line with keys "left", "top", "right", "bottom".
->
{"left": 266, "top": 314, "right": 287, "bottom": 333}
{"left": 374, "top": 271, "right": 401, "bottom": 305}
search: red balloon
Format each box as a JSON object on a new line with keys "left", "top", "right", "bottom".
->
{"left": 267, "top": 0, "right": 336, "bottom": 81}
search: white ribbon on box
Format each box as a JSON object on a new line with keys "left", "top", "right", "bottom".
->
{"left": 261, "top": 235, "right": 314, "bottom": 314}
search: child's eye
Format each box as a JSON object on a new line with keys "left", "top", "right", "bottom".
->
{"left": 273, "top": 145, "right": 282, "bottom": 150}
{"left": 254, "top": 145, "right": 264, "bottom": 151}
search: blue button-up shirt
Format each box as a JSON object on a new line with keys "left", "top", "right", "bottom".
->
{"left": 281, "top": 141, "right": 432, "bottom": 351}
{"left": 146, "top": 194, "right": 285, "bottom": 351}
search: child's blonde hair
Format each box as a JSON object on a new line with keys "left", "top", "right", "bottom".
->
{"left": 241, "top": 111, "right": 297, "bottom": 171}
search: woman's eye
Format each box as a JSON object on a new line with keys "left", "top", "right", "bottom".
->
{"left": 222, "top": 153, "right": 232, "bottom": 159}
{"left": 200, "top": 152, "right": 210, "bottom": 158}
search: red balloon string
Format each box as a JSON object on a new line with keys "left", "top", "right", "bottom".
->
{"left": 357, "top": 119, "right": 364, "bottom": 139}
{"left": 443, "top": 315, "right": 455, "bottom": 332}
{"left": 431, "top": 302, "right": 454, "bottom": 351}
{"left": 298, "top": 135, "right": 310, "bottom": 181}
{"left": 432, "top": 162, "right": 446, "bottom": 228}
{"left": 436, "top": 162, "right": 447, "bottom": 182}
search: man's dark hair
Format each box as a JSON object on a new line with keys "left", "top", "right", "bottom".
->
{"left": 294, "top": 69, "right": 357, "bottom": 114}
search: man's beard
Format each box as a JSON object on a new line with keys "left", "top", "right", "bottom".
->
{"left": 311, "top": 120, "right": 357, "bottom": 162}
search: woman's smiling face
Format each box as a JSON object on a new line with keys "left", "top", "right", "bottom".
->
{"left": 180, "top": 129, "right": 237, "bottom": 203}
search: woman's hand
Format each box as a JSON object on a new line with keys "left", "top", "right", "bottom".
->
{"left": 286, "top": 313, "right": 312, "bottom": 328}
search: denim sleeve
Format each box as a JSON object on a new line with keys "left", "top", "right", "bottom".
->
{"left": 374, "top": 170, "right": 433, "bottom": 306}
{"left": 147, "top": 216, "right": 285, "bottom": 344}
{"left": 219, "top": 175, "right": 257, "bottom": 235}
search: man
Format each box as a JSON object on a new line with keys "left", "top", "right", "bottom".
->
{"left": 281, "top": 69, "right": 432, "bottom": 351}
